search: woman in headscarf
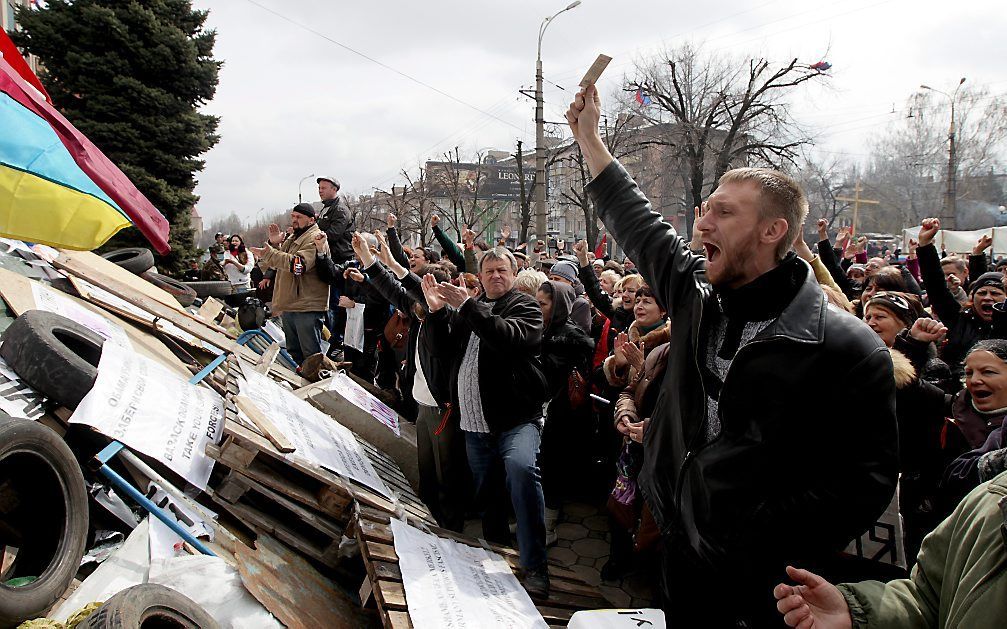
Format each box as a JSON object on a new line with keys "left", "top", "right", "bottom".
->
{"left": 537, "top": 280, "right": 594, "bottom": 546}
{"left": 863, "top": 291, "right": 957, "bottom": 561}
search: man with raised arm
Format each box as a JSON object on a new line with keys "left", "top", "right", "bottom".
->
{"left": 565, "top": 84, "right": 898, "bottom": 626}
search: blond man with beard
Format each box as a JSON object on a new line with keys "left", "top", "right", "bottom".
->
{"left": 566, "top": 84, "right": 898, "bottom": 627}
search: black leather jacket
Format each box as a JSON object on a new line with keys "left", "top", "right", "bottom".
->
{"left": 423, "top": 288, "right": 549, "bottom": 434}
{"left": 587, "top": 160, "right": 898, "bottom": 577}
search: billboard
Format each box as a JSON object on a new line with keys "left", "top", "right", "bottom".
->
{"left": 426, "top": 160, "right": 534, "bottom": 202}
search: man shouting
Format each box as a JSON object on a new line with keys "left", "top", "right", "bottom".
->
{"left": 566, "top": 85, "right": 898, "bottom": 626}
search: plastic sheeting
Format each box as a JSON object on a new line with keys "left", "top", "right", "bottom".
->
{"left": 51, "top": 518, "right": 281, "bottom": 629}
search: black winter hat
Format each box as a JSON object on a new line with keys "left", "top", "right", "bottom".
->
{"left": 970, "top": 272, "right": 1005, "bottom": 295}
{"left": 291, "top": 203, "right": 316, "bottom": 219}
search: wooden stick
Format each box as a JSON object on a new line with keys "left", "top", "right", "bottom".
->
{"left": 254, "top": 343, "right": 281, "bottom": 375}
{"left": 579, "top": 54, "right": 612, "bottom": 87}
{"left": 234, "top": 395, "right": 296, "bottom": 454}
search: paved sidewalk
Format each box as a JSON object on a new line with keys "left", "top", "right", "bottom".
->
{"left": 464, "top": 499, "right": 656, "bottom": 609}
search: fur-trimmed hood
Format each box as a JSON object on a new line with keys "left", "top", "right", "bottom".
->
{"left": 891, "top": 348, "right": 917, "bottom": 389}
{"left": 627, "top": 319, "right": 671, "bottom": 352}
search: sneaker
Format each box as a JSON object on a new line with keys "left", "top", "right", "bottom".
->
{"left": 522, "top": 566, "right": 550, "bottom": 599}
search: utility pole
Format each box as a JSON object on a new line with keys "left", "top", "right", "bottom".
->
{"left": 836, "top": 180, "right": 880, "bottom": 235}
{"left": 921, "top": 77, "right": 966, "bottom": 230}
{"left": 534, "top": 2, "right": 581, "bottom": 242}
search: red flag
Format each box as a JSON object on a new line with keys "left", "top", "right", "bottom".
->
{"left": 0, "top": 29, "right": 50, "bottom": 103}
{"left": 594, "top": 234, "right": 607, "bottom": 259}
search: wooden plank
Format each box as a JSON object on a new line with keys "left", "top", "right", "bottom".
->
{"left": 386, "top": 611, "right": 413, "bottom": 629}
{"left": 197, "top": 297, "right": 224, "bottom": 324}
{"left": 49, "top": 251, "right": 306, "bottom": 387}
{"left": 0, "top": 268, "right": 190, "bottom": 376}
{"left": 234, "top": 534, "right": 369, "bottom": 629}
{"left": 358, "top": 577, "right": 374, "bottom": 607}
{"left": 254, "top": 343, "right": 281, "bottom": 374}
{"left": 234, "top": 395, "right": 296, "bottom": 453}
{"left": 58, "top": 249, "right": 181, "bottom": 311}
{"left": 212, "top": 496, "right": 340, "bottom": 567}
{"left": 209, "top": 446, "right": 352, "bottom": 519}
{"left": 374, "top": 580, "right": 407, "bottom": 610}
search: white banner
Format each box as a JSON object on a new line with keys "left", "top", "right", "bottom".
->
{"left": 69, "top": 343, "right": 224, "bottom": 490}
{"left": 0, "top": 345, "right": 45, "bottom": 420}
{"left": 903, "top": 226, "right": 1007, "bottom": 257}
{"left": 390, "top": 518, "right": 547, "bottom": 629}
{"left": 31, "top": 283, "right": 133, "bottom": 350}
{"left": 328, "top": 372, "right": 400, "bottom": 437}
{"left": 239, "top": 369, "right": 390, "bottom": 498}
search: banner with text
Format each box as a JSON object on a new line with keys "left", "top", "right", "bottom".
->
{"left": 31, "top": 283, "right": 132, "bottom": 349}
{"left": 69, "top": 343, "right": 224, "bottom": 490}
{"left": 391, "top": 518, "right": 547, "bottom": 629}
{"left": 239, "top": 369, "right": 390, "bottom": 498}
{"left": 329, "top": 372, "right": 400, "bottom": 437}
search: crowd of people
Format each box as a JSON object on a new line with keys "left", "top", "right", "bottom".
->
{"left": 196, "top": 93, "right": 1006, "bottom": 625}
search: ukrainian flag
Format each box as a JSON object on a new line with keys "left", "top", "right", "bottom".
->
{"left": 0, "top": 49, "right": 170, "bottom": 254}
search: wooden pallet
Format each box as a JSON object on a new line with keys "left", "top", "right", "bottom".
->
{"left": 353, "top": 507, "right": 610, "bottom": 628}
{"left": 204, "top": 355, "right": 437, "bottom": 566}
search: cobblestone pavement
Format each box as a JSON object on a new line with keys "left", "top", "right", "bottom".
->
{"left": 464, "top": 499, "right": 656, "bottom": 609}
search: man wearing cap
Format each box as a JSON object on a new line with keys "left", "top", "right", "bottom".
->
{"left": 918, "top": 217, "right": 1007, "bottom": 378}
{"left": 250, "top": 203, "right": 330, "bottom": 366}
{"left": 314, "top": 176, "right": 354, "bottom": 262}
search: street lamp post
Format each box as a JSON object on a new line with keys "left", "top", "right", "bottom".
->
{"left": 921, "top": 77, "right": 966, "bottom": 230}
{"left": 298, "top": 173, "right": 316, "bottom": 204}
{"left": 534, "top": 1, "right": 581, "bottom": 242}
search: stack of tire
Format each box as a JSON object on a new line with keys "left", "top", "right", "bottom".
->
{"left": 98, "top": 248, "right": 206, "bottom": 308}
{"left": 0, "top": 309, "right": 221, "bottom": 626}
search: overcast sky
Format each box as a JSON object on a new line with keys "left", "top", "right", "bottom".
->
{"left": 191, "top": 0, "right": 1007, "bottom": 223}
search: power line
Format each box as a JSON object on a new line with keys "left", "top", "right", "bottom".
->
{"left": 241, "top": 0, "right": 526, "bottom": 134}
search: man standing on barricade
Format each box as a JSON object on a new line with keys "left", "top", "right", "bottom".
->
{"left": 251, "top": 203, "right": 329, "bottom": 366}
{"left": 419, "top": 247, "right": 552, "bottom": 599}
{"left": 565, "top": 84, "right": 898, "bottom": 626}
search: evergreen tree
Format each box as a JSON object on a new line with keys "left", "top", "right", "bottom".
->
{"left": 14, "top": 0, "right": 221, "bottom": 272}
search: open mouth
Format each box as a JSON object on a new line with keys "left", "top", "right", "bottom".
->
{"left": 704, "top": 243, "right": 721, "bottom": 263}
{"left": 972, "top": 388, "right": 993, "bottom": 401}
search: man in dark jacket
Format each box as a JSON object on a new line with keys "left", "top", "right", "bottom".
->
{"left": 566, "top": 85, "right": 898, "bottom": 626}
{"left": 421, "top": 247, "right": 551, "bottom": 597}
{"left": 315, "top": 175, "right": 355, "bottom": 353}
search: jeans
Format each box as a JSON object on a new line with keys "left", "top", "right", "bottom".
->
{"left": 465, "top": 422, "right": 546, "bottom": 571}
{"left": 281, "top": 311, "right": 325, "bottom": 365}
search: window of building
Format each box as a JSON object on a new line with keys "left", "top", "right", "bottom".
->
{"left": 4, "top": 1, "right": 16, "bottom": 32}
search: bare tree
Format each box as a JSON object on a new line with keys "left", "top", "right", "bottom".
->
{"left": 865, "top": 85, "right": 1007, "bottom": 230}
{"left": 375, "top": 167, "right": 435, "bottom": 248}
{"left": 431, "top": 148, "right": 508, "bottom": 240}
{"left": 557, "top": 107, "right": 666, "bottom": 250}
{"left": 630, "top": 42, "right": 830, "bottom": 235}
{"left": 792, "top": 153, "right": 855, "bottom": 235}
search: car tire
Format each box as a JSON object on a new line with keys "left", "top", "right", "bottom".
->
{"left": 141, "top": 272, "right": 197, "bottom": 307}
{"left": 181, "top": 281, "right": 232, "bottom": 299}
{"left": 99, "top": 248, "right": 155, "bottom": 275}
{"left": 0, "top": 310, "right": 105, "bottom": 409}
{"left": 80, "top": 584, "right": 220, "bottom": 629}
{"left": 0, "top": 414, "right": 89, "bottom": 627}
